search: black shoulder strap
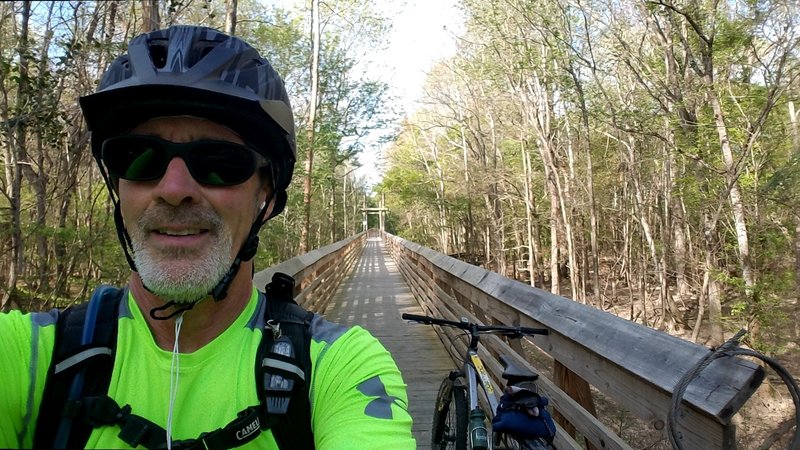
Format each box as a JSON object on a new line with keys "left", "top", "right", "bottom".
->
{"left": 34, "top": 285, "right": 125, "bottom": 450}
{"left": 259, "top": 272, "right": 315, "bottom": 450}
{"left": 35, "top": 278, "right": 315, "bottom": 450}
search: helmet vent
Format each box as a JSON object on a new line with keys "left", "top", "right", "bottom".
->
{"left": 199, "top": 45, "right": 214, "bottom": 61}
{"left": 243, "top": 59, "right": 260, "bottom": 70}
{"left": 149, "top": 44, "right": 168, "bottom": 69}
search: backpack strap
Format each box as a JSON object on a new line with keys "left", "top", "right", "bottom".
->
{"left": 259, "top": 273, "right": 315, "bottom": 450}
{"left": 34, "top": 285, "right": 126, "bottom": 450}
{"left": 34, "top": 276, "right": 316, "bottom": 450}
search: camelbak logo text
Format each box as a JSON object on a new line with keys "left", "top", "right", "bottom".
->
{"left": 236, "top": 417, "right": 260, "bottom": 441}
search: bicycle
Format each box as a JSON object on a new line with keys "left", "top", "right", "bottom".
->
{"left": 402, "top": 313, "right": 555, "bottom": 450}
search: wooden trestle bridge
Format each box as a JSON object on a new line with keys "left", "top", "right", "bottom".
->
{"left": 254, "top": 231, "right": 765, "bottom": 450}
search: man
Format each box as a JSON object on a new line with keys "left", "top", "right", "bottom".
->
{"left": 0, "top": 25, "right": 415, "bottom": 449}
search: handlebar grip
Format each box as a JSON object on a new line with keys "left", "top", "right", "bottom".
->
{"left": 401, "top": 313, "right": 464, "bottom": 328}
{"left": 518, "top": 327, "right": 549, "bottom": 335}
{"left": 401, "top": 313, "right": 429, "bottom": 322}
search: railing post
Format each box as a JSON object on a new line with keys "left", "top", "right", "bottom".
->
{"left": 554, "top": 361, "right": 599, "bottom": 450}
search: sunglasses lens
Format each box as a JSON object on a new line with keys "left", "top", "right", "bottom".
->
{"left": 102, "top": 137, "right": 166, "bottom": 181}
{"left": 102, "top": 137, "right": 261, "bottom": 186}
{"left": 188, "top": 143, "right": 257, "bottom": 186}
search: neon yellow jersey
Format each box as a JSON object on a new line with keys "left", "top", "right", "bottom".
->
{"left": 0, "top": 288, "right": 415, "bottom": 449}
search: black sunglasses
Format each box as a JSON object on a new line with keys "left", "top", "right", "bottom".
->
{"left": 101, "top": 135, "right": 268, "bottom": 186}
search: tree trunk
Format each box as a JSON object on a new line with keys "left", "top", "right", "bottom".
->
{"left": 488, "top": 113, "right": 504, "bottom": 275}
{"left": 31, "top": 5, "right": 57, "bottom": 292}
{"left": 623, "top": 133, "right": 679, "bottom": 330}
{"left": 547, "top": 171, "right": 560, "bottom": 296}
{"left": 790, "top": 102, "right": 800, "bottom": 343}
{"left": 299, "top": 0, "right": 320, "bottom": 254}
{"left": 704, "top": 212, "right": 725, "bottom": 346}
{"left": 562, "top": 114, "right": 580, "bottom": 302}
{"left": 224, "top": 0, "right": 238, "bottom": 34}
{"left": 522, "top": 140, "right": 542, "bottom": 287}
{"left": 342, "top": 164, "right": 349, "bottom": 238}
{"left": 705, "top": 77, "right": 757, "bottom": 337}
{"left": 2, "top": 0, "right": 32, "bottom": 310}
{"left": 140, "top": 0, "right": 160, "bottom": 33}
{"left": 328, "top": 173, "right": 336, "bottom": 244}
{"left": 793, "top": 215, "right": 800, "bottom": 343}
{"left": 570, "top": 67, "right": 600, "bottom": 304}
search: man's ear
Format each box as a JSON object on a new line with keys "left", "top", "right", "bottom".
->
{"left": 263, "top": 198, "right": 276, "bottom": 219}
{"left": 256, "top": 186, "right": 276, "bottom": 218}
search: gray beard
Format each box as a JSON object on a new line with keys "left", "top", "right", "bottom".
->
{"left": 129, "top": 205, "right": 235, "bottom": 303}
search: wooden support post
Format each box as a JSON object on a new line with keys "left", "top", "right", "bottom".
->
{"left": 722, "top": 424, "right": 736, "bottom": 450}
{"left": 554, "top": 360, "right": 599, "bottom": 450}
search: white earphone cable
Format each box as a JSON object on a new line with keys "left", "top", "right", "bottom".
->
{"left": 166, "top": 312, "right": 185, "bottom": 450}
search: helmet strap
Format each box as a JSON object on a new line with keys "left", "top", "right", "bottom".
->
{"left": 211, "top": 198, "right": 272, "bottom": 302}
{"left": 96, "top": 154, "right": 138, "bottom": 272}
{"left": 149, "top": 299, "right": 198, "bottom": 321}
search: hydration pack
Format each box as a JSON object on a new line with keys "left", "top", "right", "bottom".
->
{"left": 33, "top": 273, "right": 315, "bottom": 450}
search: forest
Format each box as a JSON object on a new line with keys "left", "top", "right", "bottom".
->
{"left": 1, "top": 0, "right": 799, "bottom": 369}
{"left": 380, "top": 0, "right": 800, "bottom": 357}
{"left": 0, "top": 0, "right": 390, "bottom": 307}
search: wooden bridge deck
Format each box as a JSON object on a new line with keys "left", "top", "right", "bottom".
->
{"left": 322, "top": 237, "right": 450, "bottom": 446}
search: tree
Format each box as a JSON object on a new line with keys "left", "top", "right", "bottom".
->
{"left": 299, "top": 0, "right": 320, "bottom": 254}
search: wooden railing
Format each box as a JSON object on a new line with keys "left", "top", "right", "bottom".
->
{"left": 383, "top": 231, "right": 765, "bottom": 450}
{"left": 253, "top": 232, "right": 366, "bottom": 313}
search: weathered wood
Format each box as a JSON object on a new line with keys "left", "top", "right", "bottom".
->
{"left": 320, "top": 237, "right": 453, "bottom": 446}
{"left": 384, "top": 233, "right": 765, "bottom": 450}
{"left": 254, "top": 232, "right": 365, "bottom": 312}
{"left": 554, "top": 361, "right": 599, "bottom": 450}
{"left": 256, "top": 232, "right": 766, "bottom": 450}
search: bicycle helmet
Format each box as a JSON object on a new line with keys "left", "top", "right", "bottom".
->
{"left": 80, "top": 24, "right": 296, "bottom": 216}
{"left": 80, "top": 25, "right": 296, "bottom": 304}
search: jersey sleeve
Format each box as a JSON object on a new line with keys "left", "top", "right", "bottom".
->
{"left": 0, "top": 310, "right": 56, "bottom": 449}
{"left": 310, "top": 325, "right": 415, "bottom": 449}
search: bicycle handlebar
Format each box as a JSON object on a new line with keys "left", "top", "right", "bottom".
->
{"left": 402, "top": 313, "right": 549, "bottom": 336}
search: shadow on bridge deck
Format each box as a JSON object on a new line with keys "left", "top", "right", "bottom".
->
{"left": 322, "top": 237, "right": 450, "bottom": 446}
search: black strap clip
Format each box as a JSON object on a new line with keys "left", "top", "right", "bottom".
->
{"left": 84, "top": 396, "right": 131, "bottom": 427}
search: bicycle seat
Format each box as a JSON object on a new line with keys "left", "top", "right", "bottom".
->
{"left": 500, "top": 354, "right": 539, "bottom": 384}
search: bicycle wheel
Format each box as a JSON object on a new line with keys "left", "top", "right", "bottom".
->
{"left": 431, "top": 377, "right": 468, "bottom": 450}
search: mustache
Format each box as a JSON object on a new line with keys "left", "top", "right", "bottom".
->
{"left": 136, "top": 204, "right": 223, "bottom": 231}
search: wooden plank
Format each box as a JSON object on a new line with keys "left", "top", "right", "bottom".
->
{"left": 321, "top": 237, "right": 451, "bottom": 446}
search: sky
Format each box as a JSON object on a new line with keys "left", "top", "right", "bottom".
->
{"left": 355, "top": 0, "right": 465, "bottom": 187}
{"left": 372, "top": 0, "right": 464, "bottom": 114}
{"left": 268, "top": 0, "right": 466, "bottom": 188}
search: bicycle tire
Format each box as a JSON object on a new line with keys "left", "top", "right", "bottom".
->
{"left": 431, "top": 377, "right": 469, "bottom": 450}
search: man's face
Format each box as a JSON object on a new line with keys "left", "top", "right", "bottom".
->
{"left": 117, "top": 116, "right": 269, "bottom": 302}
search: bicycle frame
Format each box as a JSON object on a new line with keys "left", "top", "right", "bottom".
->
{"left": 463, "top": 347, "right": 499, "bottom": 419}
{"left": 455, "top": 324, "right": 503, "bottom": 450}
{"left": 402, "top": 313, "right": 549, "bottom": 450}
